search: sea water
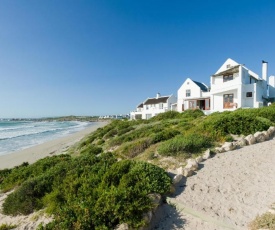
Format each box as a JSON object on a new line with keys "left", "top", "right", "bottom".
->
{"left": 0, "top": 120, "right": 96, "bottom": 156}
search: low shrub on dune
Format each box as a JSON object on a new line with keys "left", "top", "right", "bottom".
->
{"left": 158, "top": 133, "right": 211, "bottom": 157}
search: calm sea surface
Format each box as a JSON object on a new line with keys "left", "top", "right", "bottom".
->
{"left": 0, "top": 120, "right": 95, "bottom": 156}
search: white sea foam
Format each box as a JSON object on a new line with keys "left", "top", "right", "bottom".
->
{"left": 0, "top": 120, "right": 94, "bottom": 156}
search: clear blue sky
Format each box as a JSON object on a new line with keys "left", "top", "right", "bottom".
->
{"left": 1, "top": 0, "right": 275, "bottom": 118}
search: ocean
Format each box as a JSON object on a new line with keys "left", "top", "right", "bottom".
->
{"left": 0, "top": 120, "right": 96, "bottom": 156}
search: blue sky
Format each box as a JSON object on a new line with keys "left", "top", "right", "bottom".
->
{"left": 1, "top": 0, "right": 275, "bottom": 118}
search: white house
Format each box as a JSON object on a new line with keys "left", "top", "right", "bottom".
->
{"left": 210, "top": 58, "right": 275, "bottom": 112}
{"left": 130, "top": 93, "right": 177, "bottom": 119}
{"left": 177, "top": 78, "right": 210, "bottom": 112}
{"left": 177, "top": 58, "right": 275, "bottom": 114}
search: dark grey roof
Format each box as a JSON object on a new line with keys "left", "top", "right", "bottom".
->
{"left": 143, "top": 96, "right": 169, "bottom": 105}
{"left": 193, "top": 80, "right": 209, "bottom": 92}
{"left": 137, "top": 103, "right": 143, "bottom": 108}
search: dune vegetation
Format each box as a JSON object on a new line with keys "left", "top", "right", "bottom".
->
{"left": 1, "top": 106, "right": 275, "bottom": 229}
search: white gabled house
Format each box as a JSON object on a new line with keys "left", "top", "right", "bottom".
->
{"left": 177, "top": 78, "right": 210, "bottom": 112}
{"left": 210, "top": 58, "right": 275, "bottom": 112}
{"left": 130, "top": 93, "right": 177, "bottom": 120}
{"left": 130, "top": 58, "right": 275, "bottom": 119}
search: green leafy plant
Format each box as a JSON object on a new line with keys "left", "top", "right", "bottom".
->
{"left": 158, "top": 133, "right": 211, "bottom": 157}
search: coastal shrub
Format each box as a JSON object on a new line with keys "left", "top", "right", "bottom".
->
{"left": 108, "top": 123, "right": 164, "bottom": 147}
{"left": 80, "top": 144, "right": 102, "bottom": 155}
{"left": 104, "top": 128, "right": 118, "bottom": 139}
{"left": 101, "top": 160, "right": 171, "bottom": 194}
{"left": 0, "top": 155, "right": 71, "bottom": 192}
{"left": 151, "top": 129, "right": 180, "bottom": 143}
{"left": 79, "top": 134, "right": 97, "bottom": 147}
{"left": 38, "top": 159, "right": 171, "bottom": 230}
{"left": 198, "top": 112, "right": 272, "bottom": 139}
{"left": 2, "top": 158, "right": 72, "bottom": 216}
{"left": 3, "top": 177, "right": 47, "bottom": 215}
{"left": 117, "top": 126, "right": 134, "bottom": 136}
{"left": 0, "top": 168, "right": 12, "bottom": 184}
{"left": 180, "top": 109, "right": 205, "bottom": 119}
{"left": 158, "top": 133, "right": 211, "bottom": 157}
{"left": 151, "top": 111, "right": 181, "bottom": 121}
{"left": 119, "top": 137, "right": 153, "bottom": 158}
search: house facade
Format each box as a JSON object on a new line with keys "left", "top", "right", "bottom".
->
{"left": 177, "top": 78, "right": 210, "bottom": 112}
{"left": 177, "top": 58, "right": 275, "bottom": 114}
{"left": 130, "top": 58, "right": 275, "bottom": 120}
{"left": 130, "top": 93, "right": 177, "bottom": 120}
{"left": 210, "top": 58, "right": 275, "bottom": 112}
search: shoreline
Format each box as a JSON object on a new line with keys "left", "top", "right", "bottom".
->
{"left": 0, "top": 122, "right": 108, "bottom": 170}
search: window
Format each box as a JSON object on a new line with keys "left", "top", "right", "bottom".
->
{"left": 186, "top": 89, "right": 191, "bottom": 97}
{"left": 246, "top": 92, "right": 253, "bottom": 97}
{"left": 223, "top": 75, "right": 233, "bottom": 82}
{"left": 189, "top": 100, "right": 196, "bottom": 109}
{"left": 226, "top": 64, "right": 231, "bottom": 69}
{"left": 223, "top": 94, "right": 234, "bottom": 108}
{"left": 159, "top": 103, "right": 163, "bottom": 109}
{"left": 146, "top": 105, "right": 149, "bottom": 110}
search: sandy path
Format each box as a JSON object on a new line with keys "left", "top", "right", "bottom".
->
{"left": 155, "top": 137, "right": 275, "bottom": 230}
{"left": 0, "top": 121, "right": 108, "bottom": 170}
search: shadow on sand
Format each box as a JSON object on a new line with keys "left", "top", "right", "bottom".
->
{"left": 149, "top": 203, "right": 186, "bottom": 230}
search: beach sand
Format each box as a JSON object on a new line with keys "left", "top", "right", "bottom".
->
{"left": 154, "top": 137, "right": 275, "bottom": 230}
{"left": 0, "top": 121, "right": 108, "bottom": 170}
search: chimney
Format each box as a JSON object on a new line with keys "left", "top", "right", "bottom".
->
{"left": 156, "top": 93, "right": 161, "bottom": 99}
{"left": 262, "top": 60, "right": 268, "bottom": 81}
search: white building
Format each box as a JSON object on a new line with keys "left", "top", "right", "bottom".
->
{"left": 177, "top": 58, "right": 275, "bottom": 114}
{"left": 130, "top": 93, "right": 177, "bottom": 120}
{"left": 210, "top": 58, "right": 275, "bottom": 112}
{"left": 177, "top": 78, "right": 210, "bottom": 112}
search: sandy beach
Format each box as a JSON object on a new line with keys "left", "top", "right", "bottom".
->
{"left": 0, "top": 121, "right": 108, "bottom": 170}
{"left": 155, "top": 137, "right": 275, "bottom": 230}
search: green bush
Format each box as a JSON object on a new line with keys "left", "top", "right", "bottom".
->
{"left": 198, "top": 111, "right": 272, "bottom": 139}
{"left": 119, "top": 138, "right": 153, "bottom": 158}
{"left": 3, "top": 177, "right": 47, "bottom": 215}
{"left": 158, "top": 133, "right": 211, "bottom": 156}
{"left": 37, "top": 159, "right": 170, "bottom": 230}
{"left": 151, "top": 111, "right": 181, "bottom": 121}
{"left": 0, "top": 155, "right": 71, "bottom": 192}
{"left": 151, "top": 130, "right": 180, "bottom": 143}
{"left": 80, "top": 144, "right": 102, "bottom": 155}
{"left": 180, "top": 109, "right": 205, "bottom": 119}
{"left": 0, "top": 224, "right": 17, "bottom": 230}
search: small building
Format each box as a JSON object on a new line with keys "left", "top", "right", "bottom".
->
{"left": 177, "top": 78, "right": 210, "bottom": 112}
{"left": 130, "top": 93, "right": 177, "bottom": 120}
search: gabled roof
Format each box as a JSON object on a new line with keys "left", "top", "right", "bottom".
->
{"left": 143, "top": 96, "right": 169, "bottom": 105}
{"left": 137, "top": 103, "right": 143, "bottom": 108}
{"left": 215, "top": 58, "right": 239, "bottom": 74}
{"left": 193, "top": 80, "right": 209, "bottom": 92}
{"left": 212, "top": 65, "right": 240, "bottom": 77}
{"left": 213, "top": 58, "right": 261, "bottom": 80}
